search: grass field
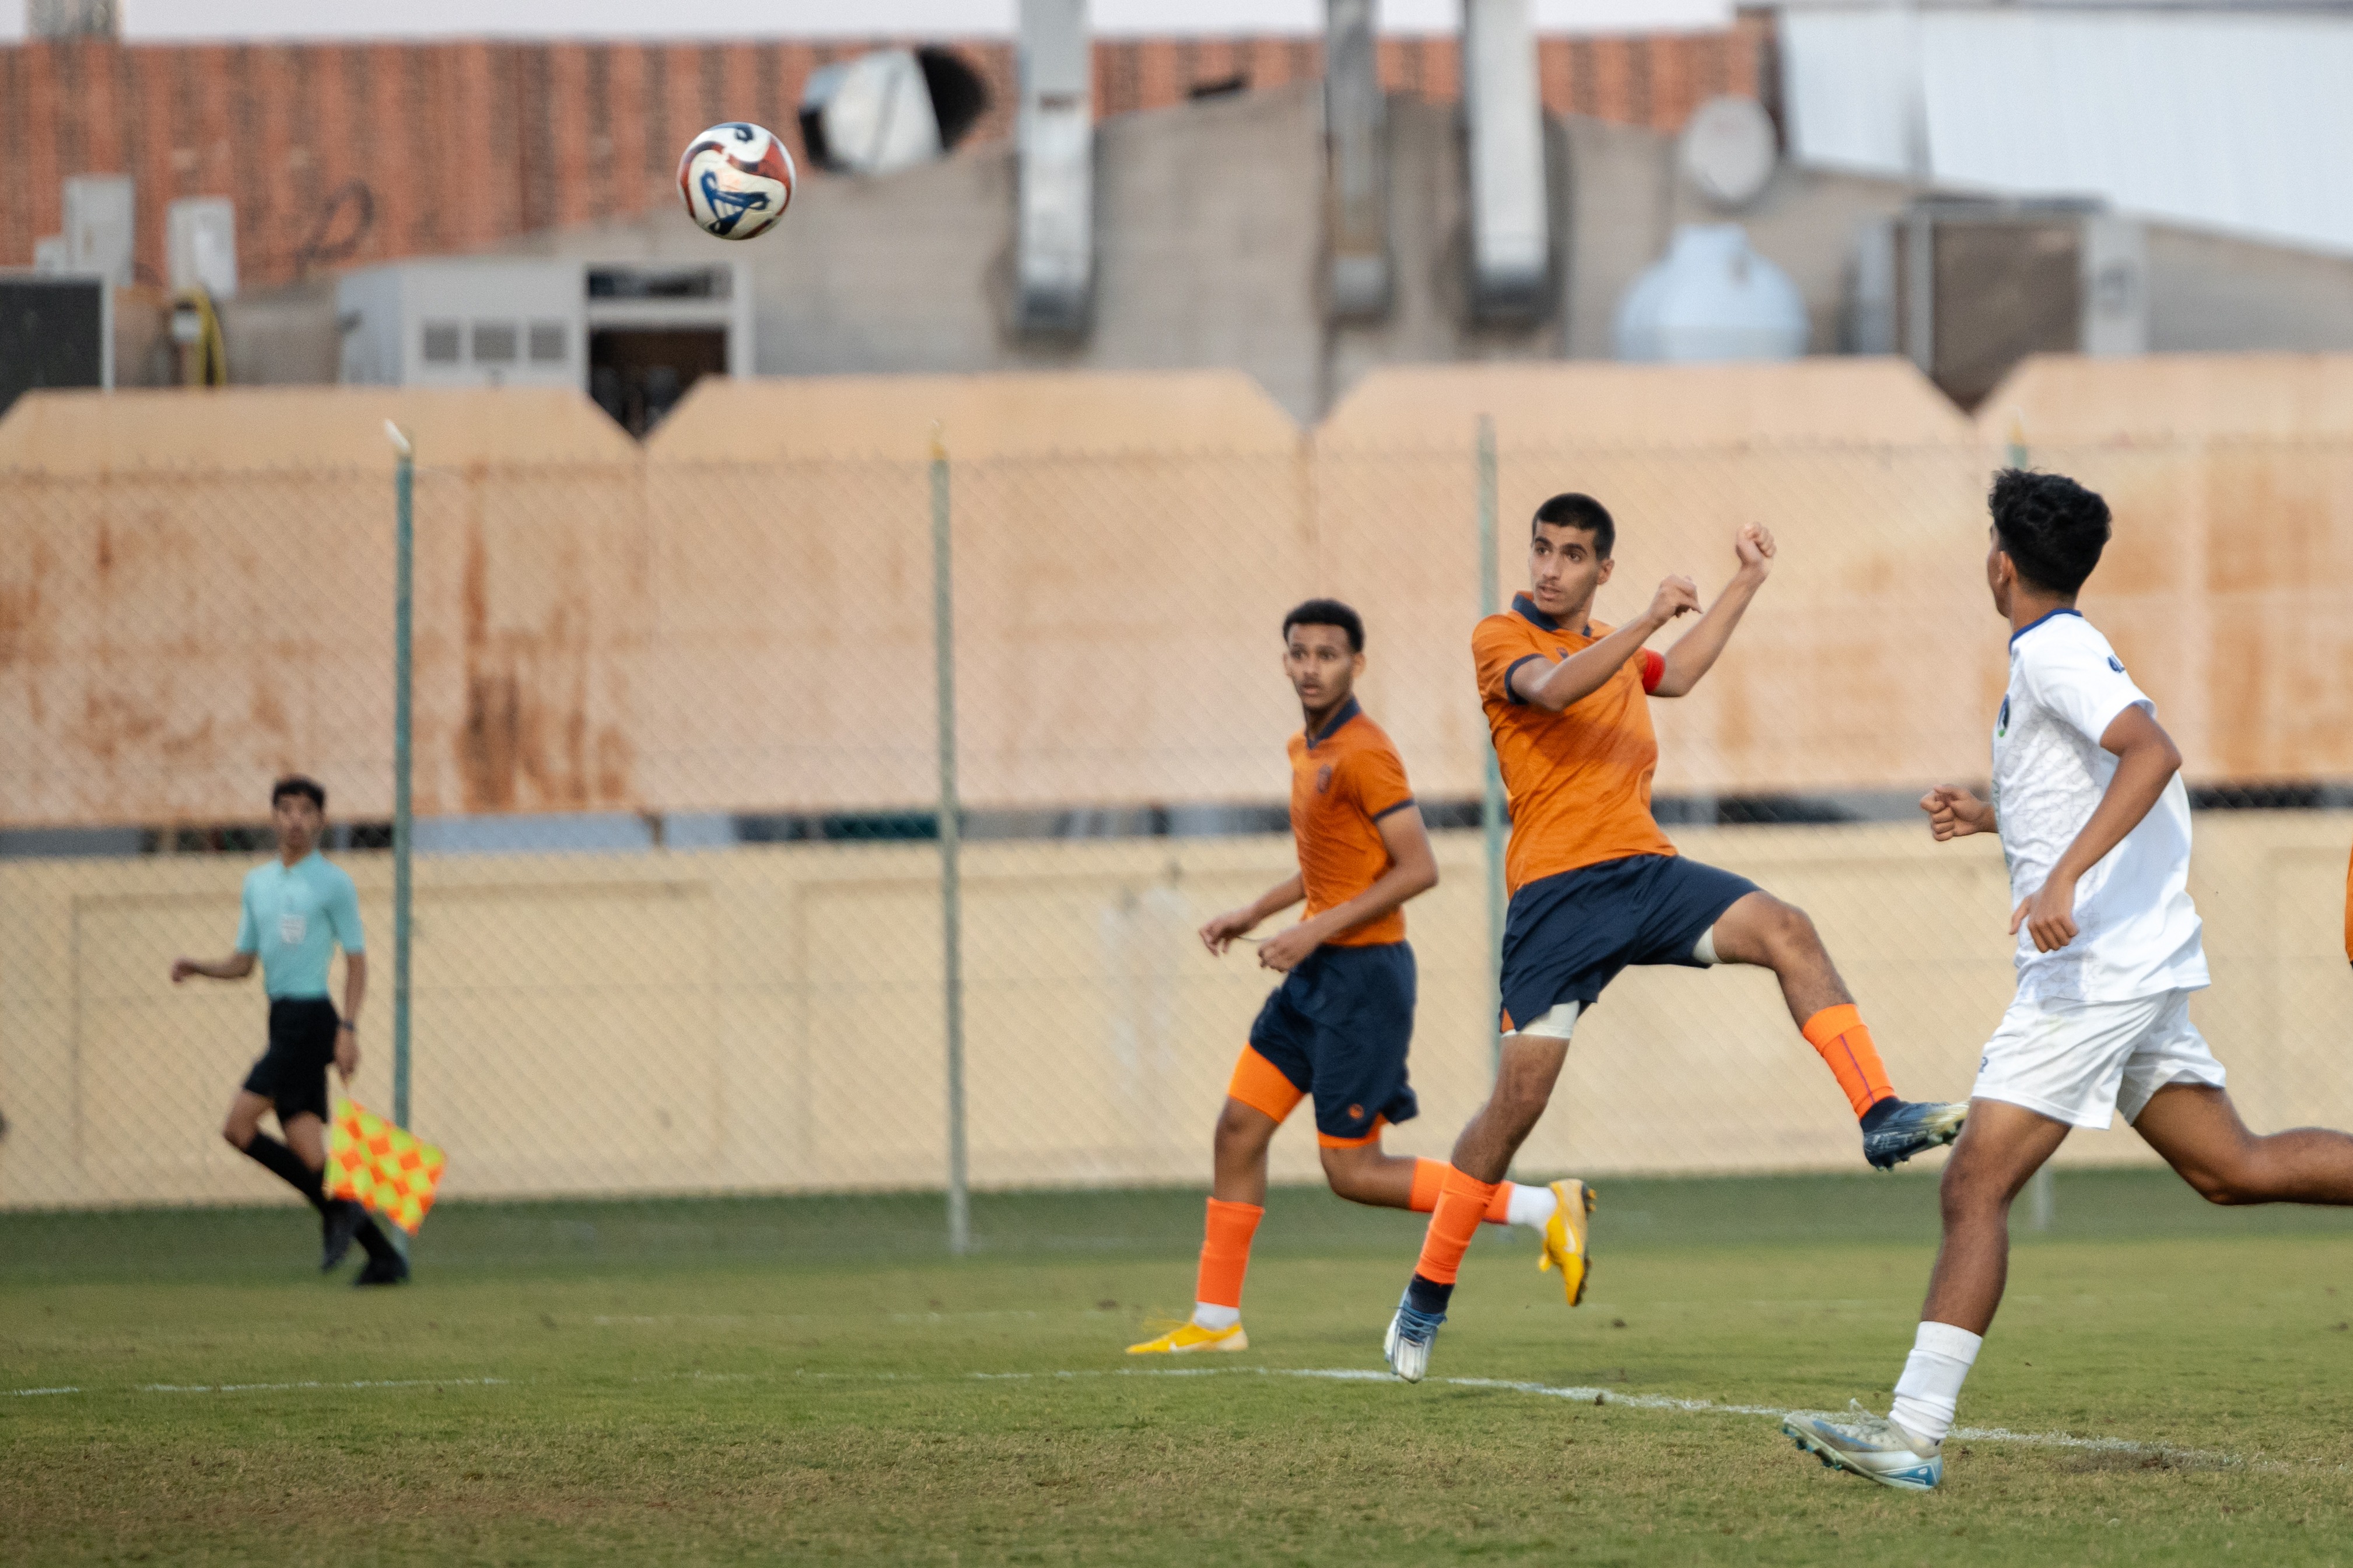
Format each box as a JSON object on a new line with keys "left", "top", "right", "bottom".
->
{"left": 9, "top": 1169, "right": 2353, "bottom": 1566}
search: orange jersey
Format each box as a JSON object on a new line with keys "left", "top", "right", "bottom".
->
{"left": 1287, "top": 697, "right": 1417, "bottom": 946}
{"left": 1476, "top": 594, "right": 1675, "bottom": 896}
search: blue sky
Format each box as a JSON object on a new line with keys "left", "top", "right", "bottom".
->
{"left": 5, "top": 1, "right": 1735, "bottom": 42}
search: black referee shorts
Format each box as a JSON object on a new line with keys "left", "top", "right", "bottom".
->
{"left": 240, "top": 998, "right": 340, "bottom": 1124}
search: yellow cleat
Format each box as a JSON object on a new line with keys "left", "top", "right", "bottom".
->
{"left": 1537, "top": 1178, "right": 1596, "bottom": 1306}
{"left": 1126, "top": 1321, "right": 1250, "bottom": 1355}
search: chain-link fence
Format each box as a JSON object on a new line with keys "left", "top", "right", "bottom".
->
{"left": 4, "top": 370, "right": 2351, "bottom": 1235}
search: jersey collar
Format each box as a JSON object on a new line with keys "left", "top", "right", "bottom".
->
{"left": 1512, "top": 593, "right": 1589, "bottom": 637}
{"left": 1305, "top": 694, "right": 1363, "bottom": 749}
{"left": 2008, "top": 606, "right": 2084, "bottom": 648}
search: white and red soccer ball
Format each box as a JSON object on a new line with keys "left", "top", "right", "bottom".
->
{"left": 677, "top": 122, "right": 797, "bottom": 241}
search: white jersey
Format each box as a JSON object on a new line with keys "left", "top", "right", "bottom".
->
{"left": 1991, "top": 609, "right": 2207, "bottom": 1004}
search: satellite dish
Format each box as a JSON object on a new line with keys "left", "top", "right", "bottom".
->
{"left": 1679, "top": 96, "right": 1778, "bottom": 211}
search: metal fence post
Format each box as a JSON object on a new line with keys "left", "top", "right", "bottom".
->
{"left": 1477, "top": 416, "right": 1505, "bottom": 1076}
{"left": 386, "top": 422, "right": 415, "bottom": 1132}
{"left": 932, "top": 427, "right": 972, "bottom": 1257}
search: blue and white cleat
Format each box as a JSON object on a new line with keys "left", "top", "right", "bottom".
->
{"left": 1862, "top": 1099, "right": 1968, "bottom": 1170}
{"left": 1383, "top": 1296, "right": 1445, "bottom": 1384}
{"left": 1783, "top": 1401, "right": 1943, "bottom": 1491}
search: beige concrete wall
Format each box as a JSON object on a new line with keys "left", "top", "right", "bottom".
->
{"left": 5, "top": 813, "right": 2347, "bottom": 1211}
{"left": 6, "top": 357, "right": 2352, "bottom": 832}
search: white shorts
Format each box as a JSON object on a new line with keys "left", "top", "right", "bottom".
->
{"left": 1971, "top": 988, "right": 2225, "bottom": 1130}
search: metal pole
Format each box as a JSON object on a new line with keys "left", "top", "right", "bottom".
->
{"left": 386, "top": 421, "right": 415, "bottom": 1132}
{"left": 932, "top": 427, "right": 971, "bottom": 1257}
{"left": 1477, "top": 416, "right": 1507, "bottom": 1076}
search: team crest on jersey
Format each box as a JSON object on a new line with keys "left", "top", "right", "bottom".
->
{"left": 1315, "top": 763, "right": 1335, "bottom": 794}
{"left": 1997, "top": 695, "right": 2009, "bottom": 738}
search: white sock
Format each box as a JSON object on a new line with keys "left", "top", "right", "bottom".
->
{"left": 1888, "top": 1320, "right": 1981, "bottom": 1445}
{"left": 1504, "top": 1182, "right": 1558, "bottom": 1229}
{"left": 1192, "top": 1302, "right": 1241, "bottom": 1331}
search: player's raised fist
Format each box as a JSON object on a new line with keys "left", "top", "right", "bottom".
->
{"left": 1734, "top": 522, "right": 1776, "bottom": 575}
{"left": 1648, "top": 576, "right": 1701, "bottom": 626}
{"left": 1920, "top": 785, "right": 1993, "bottom": 841}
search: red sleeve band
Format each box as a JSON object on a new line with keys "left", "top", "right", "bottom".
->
{"left": 1640, "top": 648, "right": 1666, "bottom": 694}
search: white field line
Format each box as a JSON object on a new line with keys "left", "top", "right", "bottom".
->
{"left": 950, "top": 1366, "right": 2275, "bottom": 1470}
{"left": 8, "top": 1364, "right": 2333, "bottom": 1473}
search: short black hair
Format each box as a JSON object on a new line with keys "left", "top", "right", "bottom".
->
{"left": 1281, "top": 598, "right": 1364, "bottom": 654}
{"left": 1988, "top": 469, "right": 2110, "bottom": 596}
{"left": 1532, "top": 492, "right": 1615, "bottom": 560}
{"left": 271, "top": 775, "right": 327, "bottom": 812}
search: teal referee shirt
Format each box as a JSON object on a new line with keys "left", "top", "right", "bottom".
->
{"left": 234, "top": 851, "right": 366, "bottom": 999}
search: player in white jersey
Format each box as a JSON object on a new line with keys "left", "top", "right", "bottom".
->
{"left": 1784, "top": 468, "right": 2353, "bottom": 1492}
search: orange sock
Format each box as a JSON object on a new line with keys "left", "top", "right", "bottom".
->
{"left": 1195, "top": 1198, "right": 1264, "bottom": 1311}
{"left": 1409, "top": 1158, "right": 1517, "bottom": 1225}
{"left": 1802, "top": 1004, "right": 1897, "bottom": 1118}
{"left": 1409, "top": 1158, "right": 1447, "bottom": 1213}
{"left": 1412, "top": 1165, "right": 1498, "bottom": 1285}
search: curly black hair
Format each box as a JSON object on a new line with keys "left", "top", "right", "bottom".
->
{"left": 1988, "top": 468, "right": 2111, "bottom": 596}
{"left": 1282, "top": 598, "right": 1365, "bottom": 653}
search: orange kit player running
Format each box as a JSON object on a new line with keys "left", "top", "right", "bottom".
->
{"left": 1384, "top": 494, "right": 1968, "bottom": 1381}
{"left": 1130, "top": 599, "right": 1594, "bottom": 1356}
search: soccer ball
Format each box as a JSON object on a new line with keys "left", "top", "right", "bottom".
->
{"left": 677, "top": 122, "right": 797, "bottom": 241}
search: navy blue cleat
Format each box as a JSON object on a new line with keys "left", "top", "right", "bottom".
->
{"left": 1383, "top": 1295, "right": 1445, "bottom": 1383}
{"left": 1861, "top": 1099, "right": 1967, "bottom": 1170}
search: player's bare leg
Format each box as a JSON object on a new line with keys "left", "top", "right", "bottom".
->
{"left": 2131, "top": 1084, "right": 2353, "bottom": 1207}
{"left": 1448, "top": 1034, "right": 1570, "bottom": 1184}
{"left": 1384, "top": 1035, "right": 1584, "bottom": 1380}
{"left": 1917, "top": 1100, "right": 2073, "bottom": 1335}
{"left": 1782, "top": 1100, "right": 2061, "bottom": 1488}
{"left": 1707, "top": 889, "right": 1853, "bottom": 1020}
{"left": 1710, "top": 890, "right": 1967, "bottom": 1169}
{"left": 1210, "top": 1097, "right": 1280, "bottom": 1206}
{"left": 1318, "top": 1139, "right": 1420, "bottom": 1208}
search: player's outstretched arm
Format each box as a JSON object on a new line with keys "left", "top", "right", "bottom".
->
{"left": 1200, "top": 874, "right": 1305, "bottom": 956}
{"left": 2013, "top": 704, "right": 2183, "bottom": 953}
{"left": 1652, "top": 523, "right": 1774, "bottom": 698}
{"left": 1920, "top": 785, "right": 1995, "bottom": 841}
{"left": 1255, "top": 808, "right": 1438, "bottom": 973}
{"left": 171, "top": 952, "right": 256, "bottom": 983}
{"left": 1515, "top": 576, "right": 1699, "bottom": 711}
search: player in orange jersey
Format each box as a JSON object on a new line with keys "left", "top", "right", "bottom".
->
{"left": 1384, "top": 494, "right": 1966, "bottom": 1381}
{"left": 1129, "top": 599, "right": 1593, "bottom": 1356}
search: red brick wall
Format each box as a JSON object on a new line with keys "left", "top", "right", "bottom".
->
{"left": 0, "top": 24, "right": 1767, "bottom": 292}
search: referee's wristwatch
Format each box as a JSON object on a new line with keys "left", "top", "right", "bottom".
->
{"left": 337, "top": 1021, "right": 357, "bottom": 1033}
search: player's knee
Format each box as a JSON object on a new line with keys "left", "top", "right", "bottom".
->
{"left": 1319, "top": 1149, "right": 1377, "bottom": 1202}
{"left": 220, "top": 1122, "right": 251, "bottom": 1150}
{"left": 1213, "top": 1100, "right": 1273, "bottom": 1155}
{"left": 1936, "top": 1157, "right": 2008, "bottom": 1222}
{"left": 1490, "top": 1083, "right": 1551, "bottom": 1140}
{"left": 2181, "top": 1156, "right": 2259, "bottom": 1206}
{"left": 1764, "top": 898, "right": 1821, "bottom": 957}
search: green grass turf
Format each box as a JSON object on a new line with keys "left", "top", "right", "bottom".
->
{"left": 8, "top": 1170, "right": 2353, "bottom": 1565}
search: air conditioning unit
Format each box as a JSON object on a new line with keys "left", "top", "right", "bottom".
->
{"left": 1850, "top": 199, "right": 2147, "bottom": 408}
{"left": 1, "top": 274, "right": 113, "bottom": 418}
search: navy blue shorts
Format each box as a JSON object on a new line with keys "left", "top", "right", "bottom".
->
{"left": 1245, "top": 942, "right": 1419, "bottom": 1143}
{"left": 1498, "top": 855, "right": 1757, "bottom": 1033}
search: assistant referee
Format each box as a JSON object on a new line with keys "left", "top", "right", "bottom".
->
{"left": 172, "top": 776, "right": 407, "bottom": 1285}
